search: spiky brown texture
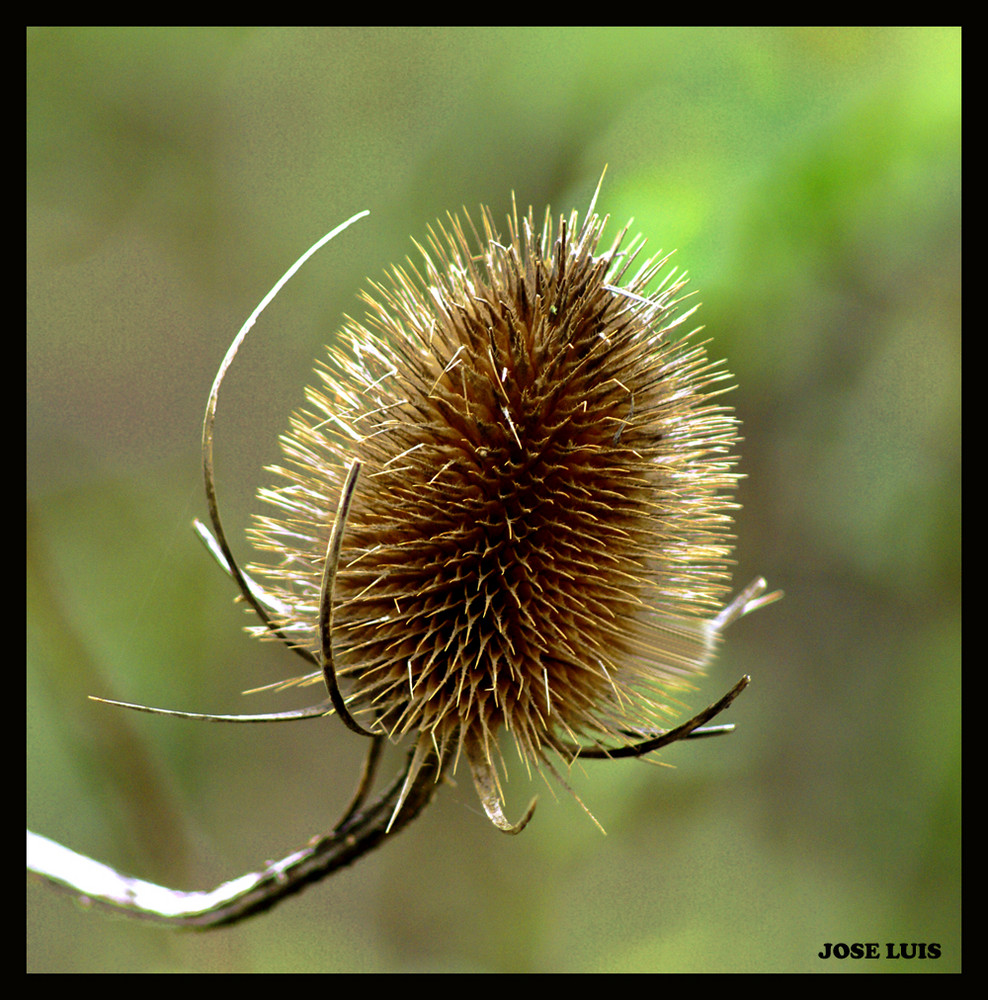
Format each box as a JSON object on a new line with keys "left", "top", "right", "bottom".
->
{"left": 249, "top": 193, "right": 740, "bottom": 816}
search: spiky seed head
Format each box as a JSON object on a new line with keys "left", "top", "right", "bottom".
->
{"left": 248, "top": 188, "right": 741, "bottom": 826}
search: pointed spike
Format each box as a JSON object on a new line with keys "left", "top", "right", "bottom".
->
{"left": 538, "top": 754, "right": 606, "bottom": 835}
{"left": 709, "top": 577, "right": 784, "bottom": 636}
{"left": 466, "top": 739, "right": 537, "bottom": 835}
{"left": 88, "top": 695, "right": 331, "bottom": 723}
{"left": 387, "top": 738, "right": 434, "bottom": 832}
{"left": 192, "top": 518, "right": 295, "bottom": 618}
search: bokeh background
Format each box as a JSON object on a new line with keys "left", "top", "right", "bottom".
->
{"left": 28, "top": 27, "right": 960, "bottom": 973}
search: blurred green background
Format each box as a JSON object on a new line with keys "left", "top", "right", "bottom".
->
{"left": 27, "top": 27, "right": 959, "bottom": 973}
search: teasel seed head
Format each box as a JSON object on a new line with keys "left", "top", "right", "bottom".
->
{"left": 249, "top": 182, "right": 749, "bottom": 831}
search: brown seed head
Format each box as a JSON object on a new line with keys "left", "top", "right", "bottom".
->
{"left": 248, "top": 187, "right": 742, "bottom": 826}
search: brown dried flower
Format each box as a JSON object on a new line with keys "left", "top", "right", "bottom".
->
{"left": 28, "top": 182, "right": 780, "bottom": 929}
{"left": 247, "top": 182, "right": 773, "bottom": 831}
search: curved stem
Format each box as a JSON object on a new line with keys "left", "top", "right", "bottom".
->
{"left": 27, "top": 746, "right": 441, "bottom": 930}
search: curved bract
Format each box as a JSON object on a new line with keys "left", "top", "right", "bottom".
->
{"left": 28, "top": 182, "right": 780, "bottom": 928}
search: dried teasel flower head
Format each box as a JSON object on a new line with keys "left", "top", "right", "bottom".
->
{"left": 27, "top": 187, "right": 781, "bottom": 932}
{"left": 248, "top": 179, "right": 778, "bottom": 832}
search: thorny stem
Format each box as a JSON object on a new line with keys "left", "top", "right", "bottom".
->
{"left": 27, "top": 674, "right": 750, "bottom": 927}
{"left": 27, "top": 744, "right": 442, "bottom": 929}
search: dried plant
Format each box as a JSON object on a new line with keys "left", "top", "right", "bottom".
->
{"left": 27, "top": 177, "right": 780, "bottom": 928}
